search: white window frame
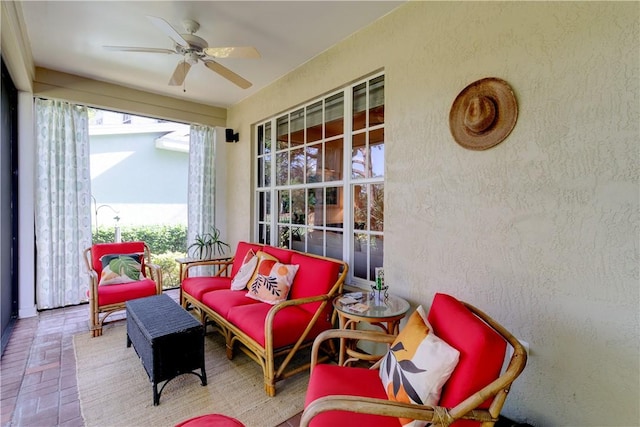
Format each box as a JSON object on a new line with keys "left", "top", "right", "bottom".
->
{"left": 254, "top": 73, "right": 384, "bottom": 287}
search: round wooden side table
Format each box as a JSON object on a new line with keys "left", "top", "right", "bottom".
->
{"left": 332, "top": 292, "right": 410, "bottom": 365}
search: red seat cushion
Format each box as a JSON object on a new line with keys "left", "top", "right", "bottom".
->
{"left": 227, "top": 303, "right": 328, "bottom": 348}
{"left": 201, "top": 289, "right": 260, "bottom": 318}
{"left": 182, "top": 276, "right": 231, "bottom": 301}
{"left": 175, "top": 413, "right": 245, "bottom": 427}
{"left": 97, "top": 278, "right": 157, "bottom": 306}
{"left": 427, "top": 293, "right": 507, "bottom": 427}
{"left": 304, "top": 364, "right": 400, "bottom": 427}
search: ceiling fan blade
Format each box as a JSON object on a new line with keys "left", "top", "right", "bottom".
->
{"left": 103, "top": 46, "right": 176, "bottom": 54}
{"left": 169, "top": 61, "right": 192, "bottom": 86}
{"left": 203, "top": 60, "right": 252, "bottom": 89}
{"left": 146, "top": 15, "right": 189, "bottom": 48}
{"left": 204, "top": 46, "right": 261, "bottom": 59}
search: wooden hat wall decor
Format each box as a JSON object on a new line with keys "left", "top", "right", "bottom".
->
{"left": 449, "top": 77, "right": 518, "bottom": 150}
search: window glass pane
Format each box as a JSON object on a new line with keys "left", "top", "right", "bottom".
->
{"left": 353, "top": 184, "right": 367, "bottom": 230}
{"left": 276, "top": 152, "right": 288, "bottom": 186}
{"left": 306, "top": 188, "right": 317, "bottom": 226}
{"left": 258, "top": 192, "right": 266, "bottom": 222}
{"left": 278, "top": 190, "right": 290, "bottom": 223}
{"left": 352, "top": 133, "right": 366, "bottom": 179}
{"left": 291, "top": 189, "right": 305, "bottom": 225}
{"left": 291, "top": 108, "right": 304, "bottom": 146}
{"left": 325, "top": 93, "right": 344, "bottom": 138}
{"left": 326, "top": 186, "right": 343, "bottom": 227}
{"left": 257, "top": 156, "right": 264, "bottom": 187}
{"left": 306, "top": 144, "right": 321, "bottom": 183}
{"left": 326, "top": 230, "right": 343, "bottom": 259}
{"left": 264, "top": 122, "right": 271, "bottom": 154}
{"left": 291, "top": 227, "right": 306, "bottom": 252}
{"left": 353, "top": 82, "right": 367, "bottom": 131}
{"left": 278, "top": 226, "right": 291, "bottom": 249}
{"left": 264, "top": 154, "right": 271, "bottom": 186}
{"left": 306, "top": 228, "right": 324, "bottom": 257}
{"left": 369, "top": 128, "right": 384, "bottom": 178}
{"left": 370, "top": 183, "right": 384, "bottom": 232}
{"left": 325, "top": 138, "right": 343, "bottom": 181}
{"left": 369, "top": 75, "right": 385, "bottom": 126}
{"left": 306, "top": 101, "right": 323, "bottom": 143}
{"left": 258, "top": 224, "right": 265, "bottom": 244}
{"left": 290, "top": 147, "right": 305, "bottom": 184}
{"left": 353, "top": 233, "right": 369, "bottom": 280}
{"left": 370, "top": 234, "right": 384, "bottom": 278}
{"left": 312, "top": 188, "right": 325, "bottom": 227}
{"left": 276, "top": 115, "right": 289, "bottom": 150}
{"left": 258, "top": 124, "right": 264, "bottom": 156}
{"left": 265, "top": 191, "right": 271, "bottom": 219}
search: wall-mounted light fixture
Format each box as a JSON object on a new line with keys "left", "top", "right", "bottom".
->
{"left": 225, "top": 128, "right": 239, "bottom": 143}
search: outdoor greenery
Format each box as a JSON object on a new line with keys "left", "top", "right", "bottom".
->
{"left": 92, "top": 224, "right": 187, "bottom": 289}
{"left": 152, "top": 251, "right": 186, "bottom": 290}
{"left": 93, "top": 224, "right": 187, "bottom": 253}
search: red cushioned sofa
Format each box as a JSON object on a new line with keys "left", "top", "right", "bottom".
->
{"left": 180, "top": 241, "right": 348, "bottom": 396}
{"left": 301, "top": 293, "right": 528, "bottom": 427}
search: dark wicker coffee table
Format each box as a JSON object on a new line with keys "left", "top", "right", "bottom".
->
{"left": 126, "top": 293, "right": 207, "bottom": 405}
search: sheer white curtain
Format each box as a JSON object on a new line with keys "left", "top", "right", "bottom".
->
{"left": 188, "top": 124, "right": 216, "bottom": 267}
{"left": 34, "top": 98, "right": 92, "bottom": 309}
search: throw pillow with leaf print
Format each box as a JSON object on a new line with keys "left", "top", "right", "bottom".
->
{"left": 246, "top": 258, "right": 299, "bottom": 305}
{"left": 99, "top": 253, "right": 144, "bottom": 286}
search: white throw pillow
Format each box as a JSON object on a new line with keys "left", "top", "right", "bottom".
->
{"left": 230, "top": 250, "right": 258, "bottom": 290}
{"left": 379, "top": 305, "right": 460, "bottom": 427}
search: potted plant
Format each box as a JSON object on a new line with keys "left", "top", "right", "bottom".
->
{"left": 188, "top": 227, "right": 230, "bottom": 260}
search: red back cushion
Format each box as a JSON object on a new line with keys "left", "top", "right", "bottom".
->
{"left": 427, "top": 293, "right": 507, "bottom": 427}
{"left": 91, "top": 242, "right": 146, "bottom": 277}
{"left": 230, "top": 242, "right": 263, "bottom": 277}
{"left": 289, "top": 253, "right": 341, "bottom": 315}
{"left": 262, "top": 245, "right": 293, "bottom": 263}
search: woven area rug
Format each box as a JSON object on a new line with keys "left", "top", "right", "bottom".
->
{"left": 73, "top": 323, "right": 309, "bottom": 427}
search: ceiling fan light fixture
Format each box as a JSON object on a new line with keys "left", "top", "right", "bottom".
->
{"left": 185, "top": 52, "right": 199, "bottom": 65}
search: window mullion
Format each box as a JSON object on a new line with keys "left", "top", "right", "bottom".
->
{"left": 269, "top": 120, "right": 278, "bottom": 246}
{"left": 343, "top": 86, "right": 353, "bottom": 274}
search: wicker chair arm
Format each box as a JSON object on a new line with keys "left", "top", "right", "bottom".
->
{"left": 87, "top": 270, "right": 98, "bottom": 295}
{"left": 87, "top": 270, "right": 98, "bottom": 282}
{"left": 264, "top": 293, "right": 332, "bottom": 330}
{"left": 309, "top": 328, "right": 396, "bottom": 368}
{"left": 144, "top": 262, "right": 163, "bottom": 291}
{"left": 183, "top": 258, "right": 233, "bottom": 278}
{"left": 301, "top": 395, "right": 495, "bottom": 427}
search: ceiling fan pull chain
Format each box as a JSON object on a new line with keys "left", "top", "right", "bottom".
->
{"left": 183, "top": 62, "right": 187, "bottom": 93}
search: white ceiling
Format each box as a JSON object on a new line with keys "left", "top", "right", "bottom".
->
{"left": 20, "top": 1, "right": 404, "bottom": 108}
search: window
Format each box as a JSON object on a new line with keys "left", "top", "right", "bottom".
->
{"left": 255, "top": 73, "right": 384, "bottom": 286}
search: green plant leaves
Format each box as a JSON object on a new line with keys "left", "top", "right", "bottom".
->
{"left": 187, "top": 227, "right": 230, "bottom": 259}
{"left": 108, "top": 256, "right": 141, "bottom": 281}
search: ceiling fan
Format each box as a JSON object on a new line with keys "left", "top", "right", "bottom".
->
{"left": 104, "top": 16, "right": 260, "bottom": 89}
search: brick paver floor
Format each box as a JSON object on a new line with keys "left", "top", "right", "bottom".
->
{"left": 1, "top": 289, "right": 302, "bottom": 427}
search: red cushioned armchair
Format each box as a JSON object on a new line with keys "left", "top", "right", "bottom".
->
{"left": 84, "top": 241, "right": 163, "bottom": 337}
{"left": 301, "top": 293, "right": 527, "bottom": 427}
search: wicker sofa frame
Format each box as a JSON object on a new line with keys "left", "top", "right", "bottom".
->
{"left": 181, "top": 242, "right": 348, "bottom": 397}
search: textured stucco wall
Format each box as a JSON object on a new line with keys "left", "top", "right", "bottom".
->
{"left": 228, "top": 2, "right": 639, "bottom": 425}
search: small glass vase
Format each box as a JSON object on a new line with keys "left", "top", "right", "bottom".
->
{"left": 370, "top": 284, "right": 389, "bottom": 304}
